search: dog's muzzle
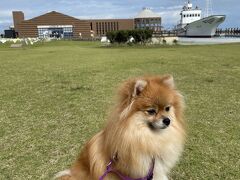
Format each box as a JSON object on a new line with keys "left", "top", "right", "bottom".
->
{"left": 148, "top": 118, "right": 171, "bottom": 130}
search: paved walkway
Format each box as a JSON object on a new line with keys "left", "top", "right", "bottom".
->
{"left": 178, "top": 37, "right": 240, "bottom": 45}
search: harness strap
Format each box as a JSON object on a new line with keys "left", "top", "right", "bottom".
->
{"left": 99, "top": 159, "right": 155, "bottom": 180}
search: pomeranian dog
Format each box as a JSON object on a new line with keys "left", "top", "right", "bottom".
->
{"left": 56, "top": 75, "right": 185, "bottom": 180}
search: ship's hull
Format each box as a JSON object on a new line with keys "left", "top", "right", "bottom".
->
{"left": 177, "top": 15, "right": 226, "bottom": 37}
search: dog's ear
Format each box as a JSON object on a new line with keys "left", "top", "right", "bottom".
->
{"left": 117, "top": 78, "right": 147, "bottom": 108}
{"left": 162, "top": 75, "right": 175, "bottom": 89}
{"left": 133, "top": 79, "right": 147, "bottom": 97}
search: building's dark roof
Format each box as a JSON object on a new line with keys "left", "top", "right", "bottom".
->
{"left": 26, "top": 11, "right": 83, "bottom": 22}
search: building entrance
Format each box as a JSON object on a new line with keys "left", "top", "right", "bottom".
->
{"left": 49, "top": 28, "right": 63, "bottom": 38}
{"left": 37, "top": 25, "right": 73, "bottom": 38}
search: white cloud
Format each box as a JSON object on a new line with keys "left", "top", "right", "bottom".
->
{"left": 165, "top": 5, "right": 182, "bottom": 10}
{"left": 158, "top": 10, "right": 180, "bottom": 28}
{"left": 76, "top": 14, "right": 115, "bottom": 20}
{"left": 0, "top": 10, "right": 12, "bottom": 18}
{"left": 59, "top": 0, "right": 76, "bottom": 5}
{"left": 0, "top": 0, "right": 238, "bottom": 33}
{"left": 0, "top": 20, "right": 12, "bottom": 24}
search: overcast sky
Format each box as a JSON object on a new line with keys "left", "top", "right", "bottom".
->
{"left": 0, "top": 0, "right": 239, "bottom": 33}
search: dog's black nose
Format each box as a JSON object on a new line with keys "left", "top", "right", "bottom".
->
{"left": 163, "top": 118, "right": 171, "bottom": 126}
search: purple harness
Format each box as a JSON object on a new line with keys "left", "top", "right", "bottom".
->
{"left": 99, "top": 159, "right": 155, "bottom": 180}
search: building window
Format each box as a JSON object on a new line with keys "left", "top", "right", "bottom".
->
{"left": 110, "top": 22, "right": 113, "bottom": 31}
{"left": 37, "top": 26, "right": 73, "bottom": 38}
{"left": 99, "top": 22, "right": 101, "bottom": 35}
{"left": 135, "top": 18, "right": 161, "bottom": 32}
{"left": 90, "top": 22, "right": 93, "bottom": 30}
{"left": 105, "top": 22, "right": 107, "bottom": 33}
{"left": 102, "top": 22, "right": 104, "bottom": 34}
{"left": 96, "top": 22, "right": 98, "bottom": 34}
{"left": 107, "top": 22, "right": 110, "bottom": 32}
{"left": 113, "top": 22, "right": 116, "bottom": 30}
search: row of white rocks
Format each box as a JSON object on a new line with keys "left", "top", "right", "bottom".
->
{"left": 0, "top": 37, "right": 54, "bottom": 45}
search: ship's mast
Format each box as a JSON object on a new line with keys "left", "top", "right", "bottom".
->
{"left": 185, "top": 0, "right": 191, "bottom": 6}
{"left": 205, "top": 0, "right": 213, "bottom": 17}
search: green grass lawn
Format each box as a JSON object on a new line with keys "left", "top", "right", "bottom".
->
{"left": 0, "top": 41, "right": 239, "bottom": 179}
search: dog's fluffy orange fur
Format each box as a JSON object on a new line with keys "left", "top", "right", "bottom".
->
{"left": 56, "top": 75, "right": 186, "bottom": 180}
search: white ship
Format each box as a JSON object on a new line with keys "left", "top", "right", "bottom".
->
{"left": 177, "top": 0, "right": 226, "bottom": 37}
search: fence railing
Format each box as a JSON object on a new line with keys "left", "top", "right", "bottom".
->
{"left": 216, "top": 28, "right": 240, "bottom": 37}
{"left": 153, "top": 31, "right": 177, "bottom": 37}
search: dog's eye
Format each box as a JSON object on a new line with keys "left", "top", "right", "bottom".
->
{"left": 165, "top": 106, "right": 171, "bottom": 112}
{"left": 146, "top": 109, "right": 156, "bottom": 115}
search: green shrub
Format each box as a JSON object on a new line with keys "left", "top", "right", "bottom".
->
{"left": 129, "top": 30, "right": 141, "bottom": 43}
{"left": 106, "top": 29, "right": 153, "bottom": 44}
{"left": 162, "top": 39, "right": 167, "bottom": 44}
{"left": 106, "top": 31, "right": 117, "bottom": 43}
{"left": 115, "top": 30, "right": 129, "bottom": 43}
{"left": 173, "top": 39, "right": 178, "bottom": 45}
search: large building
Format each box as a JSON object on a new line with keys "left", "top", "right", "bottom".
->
{"left": 135, "top": 8, "right": 162, "bottom": 32}
{"left": 12, "top": 8, "right": 161, "bottom": 39}
{"left": 13, "top": 11, "right": 91, "bottom": 38}
{"left": 89, "top": 19, "right": 134, "bottom": 37}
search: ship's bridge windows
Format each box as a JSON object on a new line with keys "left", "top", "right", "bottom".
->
{"left": 190, "top": 14, "right": 192, "bottom": 17}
